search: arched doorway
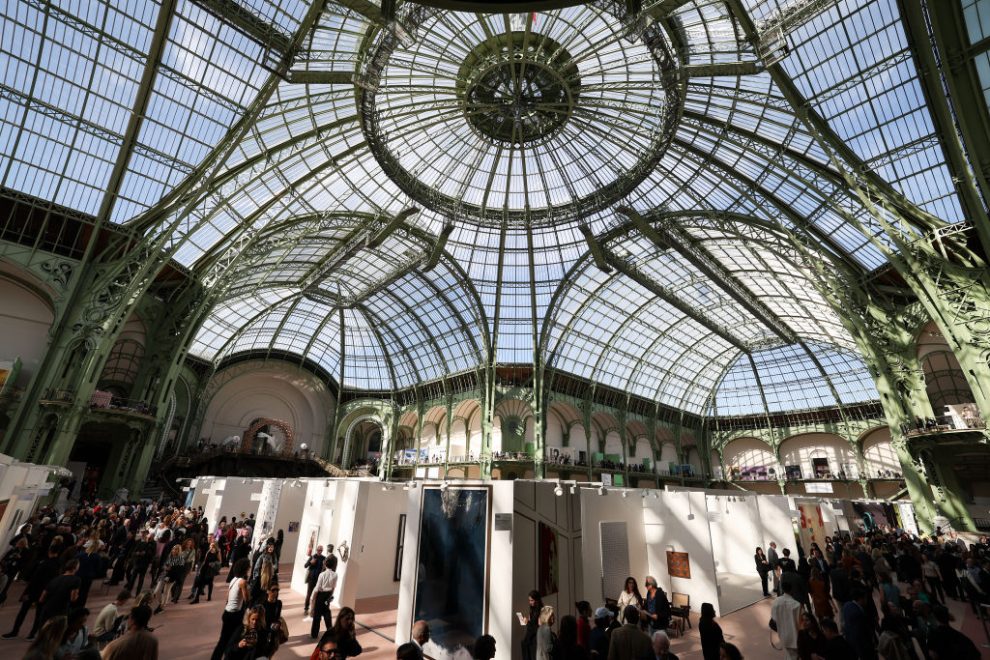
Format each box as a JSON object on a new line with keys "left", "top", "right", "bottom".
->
{"left": 343, "top": 419, "right": 384, "bottom": 470}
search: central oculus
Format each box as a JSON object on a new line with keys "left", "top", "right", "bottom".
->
{"left": 457, "top": 32, "right": 580, "bottom": 145}
{"left": 357, "top": 3, "right": 680, "bottom": 228}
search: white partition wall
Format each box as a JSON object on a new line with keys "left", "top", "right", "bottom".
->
{"left": 756, "top": 494, "right": 797, "bottom": 553}
{"left": 0, "top": 457, "right": 53, "bottom": 549}
{"left": 335, "top": 481, "right": 407, "bottom": 608}
{"left": 646, "top": 489, "right": 721, "bottom": 616}
{"left": 201, "top": 477, "right": 265, "bottom": 532}
{"left": 290, "top": 478, "right": 340, "bottom": 598}
{"left": 580, "top": 487, "right": 649, "bottom": 606}
{"left": 251, "top": 479, "right": 307, "bottom": 563}
{"left": 704, "top": 490, "right": 765, "bottom": 614}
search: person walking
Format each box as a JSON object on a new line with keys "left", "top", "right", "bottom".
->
{"left": 310, "top": 555, "right": 338, "bottom": 640}
{"left": 211, "top": 558, "right": 251, "bottom": 660}
{"left": 2, "top": 544, "right": 61, "bottom": 639}
{"left": 770, "top": 581, "right": 802, "bottom": 660}
{"left": 698, "top": 603, "right": 724, "bottom": 660}
{"left": 191, "top": 541, "right": 222, "bottom": 603}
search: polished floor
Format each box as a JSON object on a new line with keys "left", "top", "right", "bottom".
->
{"left": 0, "top": 566, "right": 986, "bottom": 659}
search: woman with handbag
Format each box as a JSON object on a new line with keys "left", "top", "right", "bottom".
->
{"left": 151, "top": 545, "right": 184, "bottom": 614}
{"left": 192, "top": 541, "right": 222, "bottom": 603}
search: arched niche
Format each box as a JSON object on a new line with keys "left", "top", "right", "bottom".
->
{"left": 861, "top": 427, "right": 902, "bottom": 479}
{"left": 199, "top": 361, "right": 333, "bottom": 457}
{"left": 722, "top": 437, "right": 779, "bottom": 481}
{"left": 99, "top": 313, "right": 146, "bottom": 394}
{"left": 658, "top": 442, "right": 679, "bottom": 473}
{"left": 779, "top": 433, "right": 857, "bottom": 481}
{"left": 921, "top": 350, "right": 975, "bottom": 409}
{"left": 0, "top": 272, "right": 55, "bottom": 387}
{"left": 343, "top": 418, "right": 384, "bottom": 469}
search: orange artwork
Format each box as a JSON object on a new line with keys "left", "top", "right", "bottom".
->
{"left": 666, "top": 551, "right": 691, "bottom": 579}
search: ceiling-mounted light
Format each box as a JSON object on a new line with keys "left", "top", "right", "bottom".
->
{"left": 440, "top": 481, "right": 449, "bottom": 491}
{"left": 554, "top": 483, "right": 563, "bottom": 497}
{"left": 598, "top": 485, "right": 607, "bottom": 496}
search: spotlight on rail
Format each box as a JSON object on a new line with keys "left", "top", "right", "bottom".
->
{"left": 554, "top": 482, "right": 563, "bottom": 497}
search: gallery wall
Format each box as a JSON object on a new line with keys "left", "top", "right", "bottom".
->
{"left": 579, "top": 488, "right": 649, "bottom": 606}
{"left": 511, "top": 481, "right": 582, "bottom": 660}
{"left": 645, "top": 490, "right": 720, "bottom": 616}
{"left": 705, "top": 492, "right": 764, "bottom": 576}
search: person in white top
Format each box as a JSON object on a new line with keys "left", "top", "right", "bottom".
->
{"left": 617, "top": 577, "right": 644, "bottom": 611}
{"left": 310, "top": 555, "right": 339, "bottom": 639}
{"left": 770, "top": 581, "right": 802, "bottom": 660}
{"left": 93, "top": 589, "right": 131, "bottom": 647}
{"left": 210, "top": 557, "right": 251, "bottom": 660}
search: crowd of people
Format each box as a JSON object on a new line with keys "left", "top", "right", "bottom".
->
{"left": 0, "top": 497, "right": 327, "bottom": 659}
{"left": 756, "top": 529, "right": 989, "bottom": 659}
{"left": 516, "top": 586, "right": 742, "bottom": 660}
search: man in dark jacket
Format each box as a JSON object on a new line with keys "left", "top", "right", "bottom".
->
{"left": 125, "top": 530, "right": 155, "bottom": 594}
{"left": 303, "top": 545, "right": 325, "bottom": 616}
{"left": 607, "top": 605, "right": 651, "bottom": 660}
{"left": 2, "top": 545, "right": 61, "bottom": 639}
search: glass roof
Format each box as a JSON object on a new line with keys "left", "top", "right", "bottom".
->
{"left": 1, "top": 0, "right": 968, "bottom": 413}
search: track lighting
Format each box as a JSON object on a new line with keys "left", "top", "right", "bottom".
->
{"left": 554, "top": 483, "right": 563, "bottom": 497}
{"left": 598, "top": 485, "right": 606, "bottom": 496}
{"left": 440, "top": 481, "right": 449, "bottom": 491}
{"left": 622, "top": 491, "right": 629, "bottom": 498}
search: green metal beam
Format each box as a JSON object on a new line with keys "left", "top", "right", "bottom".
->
{"left": 422, "top": 223, "right": 453, "bottom": 272}
{"left": 367, "top": 206, "right": 419, "bottom": 248}
{"left": 190, "top": 0, "right": 294, "bottom": 53}
{"left": 96, "top": 0, "right": 177, "bottom": 229}
{"left": 335, "top": 0, "right": 385, "bottom": 24}
{"left": 723, "top": 0, "right": 947, "bottom": 236}
{"left": 679, "top": 62, "right": 762, "bottom": 78}
{"left": 903, "top": 0, "right": 990, "bottom": 254}
{"left": 286, "top": 70, "right": 355, "bottom": 84}
{"left": 577, "top": 224, "right": 613, "bottom": 273}
{"left": 619, "top": 206, "right": 798, "bottom": 345}
{"left": 589, "top": 235, "right": 750, "bottom": 351}
{"left": 644, "top": 0, "right": 693, "bottom": 20}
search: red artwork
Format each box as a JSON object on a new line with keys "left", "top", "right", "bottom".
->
{"left": 538, "top": 522, "right": 559, "bottom": 596}
{"left": 666, "top": 551, "right": 691, "bottom": 579}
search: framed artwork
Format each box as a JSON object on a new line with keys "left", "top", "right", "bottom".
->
{"left": 413, "top": 487, "right": 490, "bottom": 660}
{"left": 305, "top": 524, "right": 320, "bottom": 557}
{"left": 538, "top": 521, "right": 559, "bottom": 596}
{"left": 666, "top": 551, "right": 691, "bottom": 579}
{"left": 287, "top": 522, "right": 300, "bottom": 533}
{"left": 393, "top": 514, "right": 406, "bottom": 582}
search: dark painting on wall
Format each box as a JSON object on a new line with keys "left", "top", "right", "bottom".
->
{"left": 538, "top": 521, "right": 559, "bottom": 596}
{"left": 414, "top": 488, "right": 489, "bottom": 660}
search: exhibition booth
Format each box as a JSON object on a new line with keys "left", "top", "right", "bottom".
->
{"left": 0, "top": 453, "right": 58, "bottom": 548}
{"left": 214, "top": 476, "right": 918, "bottom": 660}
